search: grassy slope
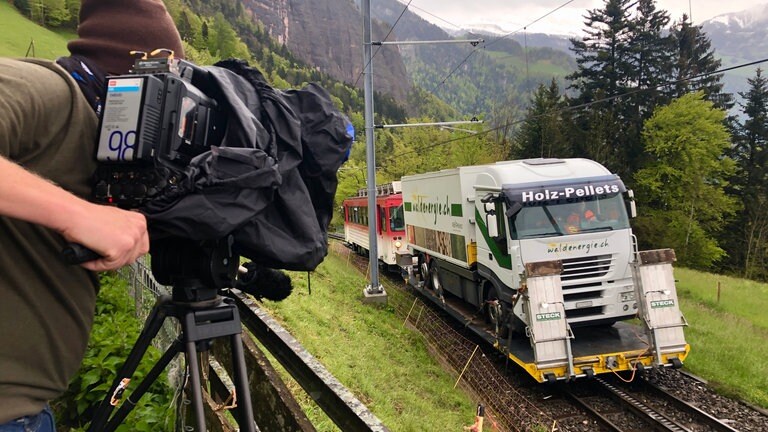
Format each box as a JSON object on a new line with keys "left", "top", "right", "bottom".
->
{"left": 262, "top": 252, "right": 477, "bottom": 431}
{"left": 674, "top": 268, "right": 768, "bottom": 406}
{"left": 264, "top": 250, "right": 768, "bottom": 431}
{"left": 0, "top": 2, "right": 71, "bottom": 58}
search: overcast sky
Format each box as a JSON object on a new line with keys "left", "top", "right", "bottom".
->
{"left": 405, "top": 0, "right": 763, "bottom": 35}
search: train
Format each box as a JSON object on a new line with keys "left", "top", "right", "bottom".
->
{"left": 341, "top": 181, "right": 407, "bottom": 271}
{"left": 343, "top": 158, "right": 689, "bottom": 383}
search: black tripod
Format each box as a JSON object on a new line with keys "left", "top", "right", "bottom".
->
{"left": 87, "top": 238, "right": 256, "bottom": 432}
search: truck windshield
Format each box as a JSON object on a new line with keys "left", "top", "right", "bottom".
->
{"left": 510, "top": 193, "right": 630, "bottom": 240}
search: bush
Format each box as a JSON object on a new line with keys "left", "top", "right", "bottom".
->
{"left": 52, "top": 274, "right": 175, "bottom": 431}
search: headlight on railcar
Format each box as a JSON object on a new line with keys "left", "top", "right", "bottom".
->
{"left": 395, "top": 240, "right": 402, "bottom": 249}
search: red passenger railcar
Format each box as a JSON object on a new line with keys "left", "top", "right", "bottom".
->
{"left": 342, "top": 182, "right": 406, "bottom": 269}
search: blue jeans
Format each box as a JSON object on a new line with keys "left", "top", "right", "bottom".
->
{"left": 0, "top": 406, "right": 56, "bottom": 432}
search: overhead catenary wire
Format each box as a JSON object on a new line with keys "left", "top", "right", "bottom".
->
{"left": 407, "top": 3, "right": 464, "bottom": 30}
{"left": 383, "top": 57, "right": 768, "bottom": 164}
{"left": 431, "top": 0, "right": 576, "bottom": 93}
{"left": 353, "top": 0, "right": 414, "bottom": 88}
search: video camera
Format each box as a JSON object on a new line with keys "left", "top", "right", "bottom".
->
{"left": 65, "top": 50, "right": 352, "bottom": 285}
{"left": 93, "top": 50, "right": 227, "bottom": 208}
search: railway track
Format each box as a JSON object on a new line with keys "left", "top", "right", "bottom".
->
{"left": 562, "top": 375, "right": 742, "bottom": 432}
{"left": 329, "top": 238, "right": 768, "bottom": 432}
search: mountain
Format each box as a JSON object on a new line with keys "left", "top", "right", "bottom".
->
{"left": 703, "top": 3, "right": 768, "bottom": 62}
{"left": 701, "top": 3, "right": 768, "bottom": 101}
{"left": 240, "top": 0, "right": 412, "bottom": 101}
{"left": 237, "top": 0, "right": 575, "bottom": 117}
{"left": 237, "top": 0, "right": 575, "bottom": 118}
{"left": 446, "top": 26, "right": 574, "bottom": 54}
{"left": 362, "top": 0, "right": 576, "bottom": 117}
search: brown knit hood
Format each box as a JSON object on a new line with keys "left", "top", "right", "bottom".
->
{"left": 67, "top": 0, "right": 184, "bottom": 75}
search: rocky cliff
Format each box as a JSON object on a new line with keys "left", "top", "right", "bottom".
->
{"left": 241, "top": 0, "right": 411, "bottom": 101}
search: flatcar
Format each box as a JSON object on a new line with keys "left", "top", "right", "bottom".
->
{"left": 397, "top": 158, "right": 689, "bottom": 382}
{"left": 342, "top": 181, "right": 407, "bottom": 270}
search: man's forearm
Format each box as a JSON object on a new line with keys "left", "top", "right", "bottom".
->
{"left": 0, "top": 155, "right": 150, "bottom": 271}
{"left": 0, "top": 155, "right": 90, "bottom": 232}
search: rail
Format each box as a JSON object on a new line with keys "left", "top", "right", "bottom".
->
{"left": 561, "top": 376, "right": 742, "bottom": 432}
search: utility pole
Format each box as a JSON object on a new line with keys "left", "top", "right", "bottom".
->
{"left": 361, "top": 0, "right": 387, "bottom": 303}
{"left": 360, "top": 1, "right": 483, "bottom": 303}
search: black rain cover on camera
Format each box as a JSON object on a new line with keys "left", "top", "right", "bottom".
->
{"left": 141, "top": 59, "right": 352, "bottom": 271}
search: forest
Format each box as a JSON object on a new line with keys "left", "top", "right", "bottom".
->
{"left": 9, "top": 0, "right": 768, "bottom": 281}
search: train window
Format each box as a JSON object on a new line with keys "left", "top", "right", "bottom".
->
{"left": 390, "top": 205, "right": 405, "bottom": 231}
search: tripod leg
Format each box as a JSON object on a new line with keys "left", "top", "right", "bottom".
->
{"left": 185, "top": 339, "right": 207, "bottom": 431}
{"left": 88, "top": 295, "right": 173, "bottom": 432}
{"left": 230, "top": 333, "right": 256, "bottom": 432}
{"left": 103, "top": 339, "right": 183, "bottom": 432}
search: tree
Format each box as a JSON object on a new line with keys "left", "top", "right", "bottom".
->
{"left": 14, "top": 0, "right": 31, "bottom": 16}
{"left": 566, "top": 0, "right": 639, "bottom": 178}
{"left": 669, "top": 15, "right": 733, "bottom": 110}
{"left": 31, "top": 0, "right": 70, "bottom": 27}
{"left": 177, "top": 10, "right": 195, "bottom": 43}
{"left": 511, "top": 80, "right": 572, "bottom": 159}
{"left": 447, "top": 123, "right": 503, "bottom": 167}
{"left": 633, "top": 92, "right": 737, "bottom": 269}
{"left": 621, "top": 0, "right": 674, "bottom": 170}
{"left": 377, "top": 122, "right": 452, "bottom": 181}
{"left": 567, "top": 0, "right": 635, "bottom": 105}
{"left": 64, "top": 0, "right": 79, "bottom": 27}
{"left": 723, "top": 69, "right": 768, "bottom": 279}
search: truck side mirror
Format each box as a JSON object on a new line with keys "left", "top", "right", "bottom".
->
{"left": 626, "top": 190, "right": 637, "bottom": 218}
{"left": 481, "top": 193, "right": 500, "bottom": 237}
{"left": 485, "top": 203, "right": 499, "bottom": 238}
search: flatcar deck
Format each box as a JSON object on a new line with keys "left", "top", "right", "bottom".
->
{"left": 413, "top": 285, "right": 689, "bottom": 383}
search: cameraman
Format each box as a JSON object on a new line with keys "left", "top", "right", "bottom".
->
{"left": 0, "top": 0, "right": 184, "bottom": 429}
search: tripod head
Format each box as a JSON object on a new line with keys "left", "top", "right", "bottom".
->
{"left": 150, "top": 236, "right": 238, "bottom": 303}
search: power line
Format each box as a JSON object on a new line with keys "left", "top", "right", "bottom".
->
{"left": 407, "top": 4, "right": 464, "bottom": 30}
{"left": 484, "top": 0, "right": 575, "bottom": 51}
{"left": 431, "top": 0, "right": 575, "bottom": 93}
{"left": 353, "top": 0, "right": 414, "bottom": 88}
{"left": 387, "top": 57, "right": 768, "bottom": 163}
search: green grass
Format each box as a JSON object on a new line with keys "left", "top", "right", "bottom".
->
{"left": 258, "top": 253, "right": 477, "bottom": 431}
{"left": 674, "top": 267, "right": 768, "bottom": 407}
{"left": 257, "top": 253, "right": 768, "bottom": 430}
{"left": 485, "top": 49, "right": 572, "bottom": 79}
{"left": 0, "top": 2, "right": 71, "bottom": 58}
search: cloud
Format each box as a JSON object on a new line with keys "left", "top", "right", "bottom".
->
{"left": 405, "top": 0, "right": 763, "bottom": 36}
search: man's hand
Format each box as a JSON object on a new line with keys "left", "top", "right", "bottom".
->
{"left": 61, "top": 203, "right": 149, "bottom": 271}
{"left": 0, "top": 156, "right": 149, "bottom": 271}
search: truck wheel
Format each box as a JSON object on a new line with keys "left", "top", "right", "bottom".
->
{"left": 485, "top": 286, "right": 509, "bottom": 339}
{"left": 429, "top": 262, "right": 444, "bottom": 300}
{"left": 419, "top": 260, "right": 430, "bottom": 287}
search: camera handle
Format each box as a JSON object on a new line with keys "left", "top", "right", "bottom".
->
{"left": 88, "top": 285, "right": 256, "bottom": 432}
{"left": 61, "top": 243, "right": 102, "bottom": 264}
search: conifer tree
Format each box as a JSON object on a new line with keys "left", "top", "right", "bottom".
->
{"left": 566, "top": 0, "right": 636, "bottom": 179}
{"left": 669, "top": 15, "right": 733, "bottom": 110}
{"left": 722, "top": 69, "right": 768, "bottom": 279}
{"left": 511, "top": 80, "right": 572, "bottom": 160}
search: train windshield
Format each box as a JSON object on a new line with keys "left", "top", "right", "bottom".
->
{"left": 510, "top": 193, "right": 630, "bottom": 240}
{"left": 390, "top": 204, "right": 405, "bottom": 231}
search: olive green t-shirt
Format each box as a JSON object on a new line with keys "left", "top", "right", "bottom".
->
{"left": 0, "top": 58, "right": 100, "bottom": 422}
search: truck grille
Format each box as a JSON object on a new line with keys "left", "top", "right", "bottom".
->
{"left": 561, "top": 254, "right": 613, "bottom": 281}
